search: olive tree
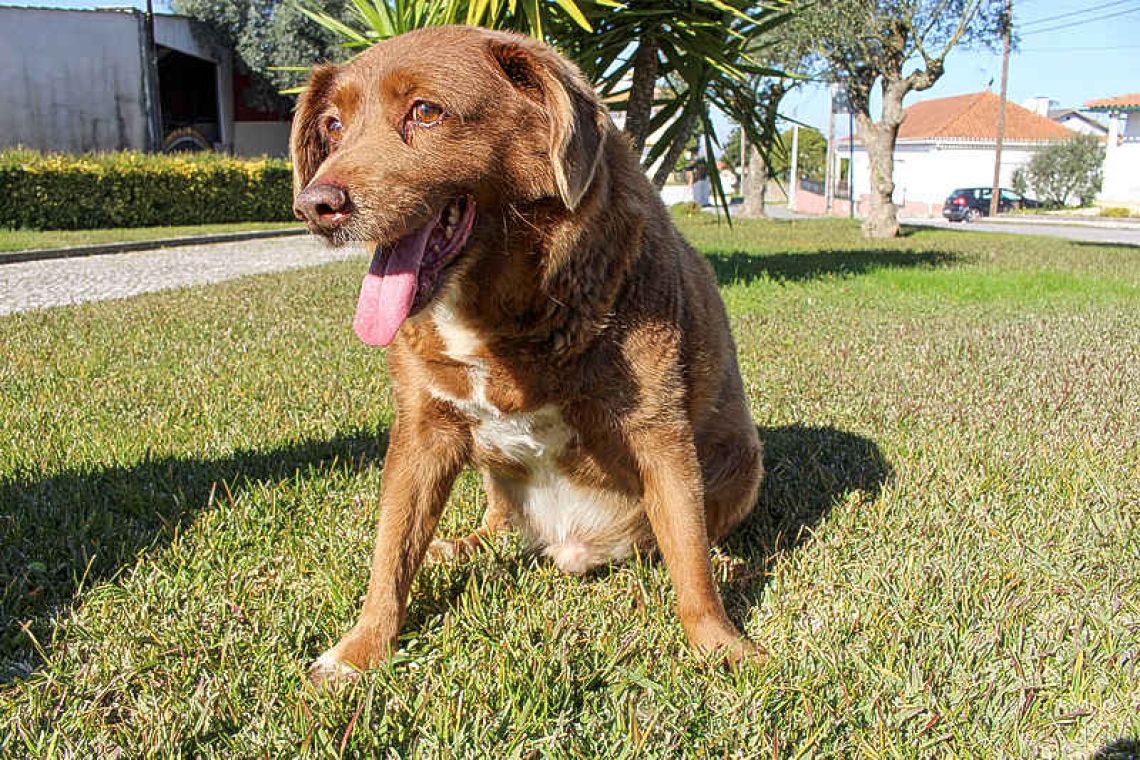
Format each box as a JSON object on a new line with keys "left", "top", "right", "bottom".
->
{"left": 793, "top": 0, "right": 1007, "bottom": 237}
{"left": 1015, "top": 135, "right": 1105, "bottom": 208}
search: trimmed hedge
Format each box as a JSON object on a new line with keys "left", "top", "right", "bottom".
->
{"left": 0, "top": 149, "right": 294, "bottom": 230}
{"left": 1099, "top": 206, "right": 1134, "bottom": 218}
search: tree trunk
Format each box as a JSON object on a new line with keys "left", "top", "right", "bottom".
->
{"left": 651, "top": 111, "right": 698, "bottom": 191}
{"left": 739, "top": 81, "right": 785, "bottom": 219}
{"left": 740, "top": 144, "right": 768, "bottom": 218}
{"left": 855, "top": 113, "right": 901, "bottom": 238}
{"left": 623, "top": 35, "right": 659, "bottom": 157}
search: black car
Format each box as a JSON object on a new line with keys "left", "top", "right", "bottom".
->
{"left": 942, "top": 187, "right": 1041, "bottom": 222}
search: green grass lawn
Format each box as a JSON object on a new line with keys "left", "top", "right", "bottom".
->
{"left": 2, "top": 217, "right": 1138, "bottom": 757}
{"left": 0, "top": 222, "right": 304, "bottom": 252}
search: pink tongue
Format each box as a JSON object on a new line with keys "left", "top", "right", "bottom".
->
{"left": 353, "top": 222, "right": 435, "bottom": 346}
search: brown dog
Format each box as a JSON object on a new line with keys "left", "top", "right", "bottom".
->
{"left": 291, "top": 25, "right": 763, "bottom": 687}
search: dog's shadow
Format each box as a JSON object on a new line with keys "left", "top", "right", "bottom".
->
{"left": 1091, "top": 738, "right": 1140, "bottom": 760}
{"left": 720, "top": 423, "right": 890, "bottom": 610}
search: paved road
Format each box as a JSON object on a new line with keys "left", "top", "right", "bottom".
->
{"left": 739, "top": 203, "right": 1140, "bottom": 246}
{"left": 0, "top": 236, "right": 368, "bottom": 316}
{"left": 901, "top": 217, "right": 1140, "bottom": 246}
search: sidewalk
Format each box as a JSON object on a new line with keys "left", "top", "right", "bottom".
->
{"left": 1, "top": 234, "right": 365, "bottom": 316}
{"left": 952, "top": 213, "right": 1140, "bottom": 231}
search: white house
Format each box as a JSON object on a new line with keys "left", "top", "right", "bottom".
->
{"left": 1084, "top": 93, "right": 1140, "bottom": 210}
{"left": 1022, "top": 97, "right": 1108, "bottom": 137}
{"left": 839, "top": 91, "right": 1074, "bottom": 217}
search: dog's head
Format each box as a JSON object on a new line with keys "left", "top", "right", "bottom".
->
{"left": 290, "top": 26, "right": 609, "bottom": 346}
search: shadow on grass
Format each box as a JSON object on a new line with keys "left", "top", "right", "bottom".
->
{"left": 707, "top": 249, "right": 957, "bottom": 286}
{"left": 3, "top": 421, "right": 888, "bottom": 682}
{"left": 0, "top": 429, "right": 388, "bottom": 682}
{"left": 1072, "top": 239, "right": 1140, "bottom": 251}
{"left": 720, "top": 424, "right": 891, "bottom": 617}
{"left": 1091, "top": 738, "right": 1140, "bottom": 760}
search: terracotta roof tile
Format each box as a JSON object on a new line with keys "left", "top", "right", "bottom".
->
{"left": 897, "top": 90, "right": 1072, "bottom": 141}
{"left": 1084, "top": 93, "right": 1140, "bottom": 110}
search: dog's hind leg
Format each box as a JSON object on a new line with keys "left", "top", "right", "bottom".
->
{"left": 702, "top": 434, "right": 763, "bottom": 545}
{"left": 426, "top": 469, "right": 515, "bottom": 562}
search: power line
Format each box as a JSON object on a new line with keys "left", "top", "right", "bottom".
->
{"left": 1021, "top": 6, "right": 1140, "bottom": 35}
{"left": 1019, "top": 0, "right": 1133, "bottom": 28}
{"left": 1020, "top": 44, "right": 1140, "bottom": 52}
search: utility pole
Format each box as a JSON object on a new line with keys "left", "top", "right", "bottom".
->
{"left": 788, "top": 124, "right": 799, "bottom": 212}
{"left": 825, "top": 84, "right": 836, "bottom": 215}
{"left": 848, "top": 109, "right": 855, "bottom": 218}
{"left": 990, "top": 0, "right": 1012, "bottom": 217}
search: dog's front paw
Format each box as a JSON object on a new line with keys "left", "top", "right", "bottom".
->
{"left": 425, "top": 538, "right": 462, "bottom": 563}
{"left": 426, "top": 533, "right": 495, "bottom": 563}
{"left": 307, "top": 649, "right": 362, "bottom": 690}
{"left": 687, "top": 618, "right": 768, "bottom": 668}
{"left": 719, "top": 636, "right": 768, "bottom": 668}
{"left": 307, "top": 626, "right": 394, "bottom": 690}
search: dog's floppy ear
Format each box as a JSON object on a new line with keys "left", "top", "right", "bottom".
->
{"left": 489, "top": 40, "right": 607, "bottom": 210}
{"left": 290, "top": 64, "right": 338, "bottom": 196}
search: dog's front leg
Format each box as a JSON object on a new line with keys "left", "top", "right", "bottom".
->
{"left": 632, "top": 423, "right": 764, "bottom": 665}
{"left": 309, "top": 406, "right": 469, "bottom": 687}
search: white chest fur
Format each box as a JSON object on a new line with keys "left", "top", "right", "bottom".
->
{"left": 428, "top": 302, "right": 638, "bottom": 573}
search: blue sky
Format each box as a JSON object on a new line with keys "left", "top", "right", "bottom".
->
{"left": 6, "top": 0, "right": 1138, "bottom": 145}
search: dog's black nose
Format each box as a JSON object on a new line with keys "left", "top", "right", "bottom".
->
{"left": 294, "top": 182, "right": 350, "bottom": 230}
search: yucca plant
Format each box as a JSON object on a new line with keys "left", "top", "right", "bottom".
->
{"left": 296, "top": 0, "right": 594, "bottom": 47}
{"left": 296, "top": 0, "right": 457, "bottom": 45}
{"left": 556, "top": 0, "right": 795, "bottom": 213}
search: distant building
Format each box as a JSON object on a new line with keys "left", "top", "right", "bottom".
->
{"left": 1022, "top": 96, "right": 1108, "bottom": 137}
{"left": 1084, "top": 93, "right": 1140, "bottom": 209}
{"left": 0, "top": 6, "right": 291, "bottom": 156}
{"left": 834, "top": 91, "right": 1074, "bottom": 217}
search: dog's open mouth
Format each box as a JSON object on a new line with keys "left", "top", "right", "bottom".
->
{"left": 353, "top": 196, "right": 476, "bottom": 347}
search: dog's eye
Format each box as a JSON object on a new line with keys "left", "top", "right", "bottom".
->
{"left": 325, "top": 116, "right": 343, "bottom": 144}
{"left": 412, "top": 102, "right": 443, "bottom": 127}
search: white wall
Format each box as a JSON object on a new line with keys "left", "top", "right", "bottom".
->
{"left": 1056, "top": 114, "right": 1106, "bottom": 136}
{"left": 1125, "top": 113, "right": 1140, "bottom": 140}
{"left": 0, "top": 8, "right": 236, "bottom": 155}
{"left": 1100, "top": 113, "right": 1140, "bottom": 207}
{"left": 849, "top": 141, "right": 1052, "bottom": 209}
{"left": 0, "top": 8, "right": 149, "bottom": 152}
{"left": 1100, "top": 144, "right": 1140, "bottom": 206}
